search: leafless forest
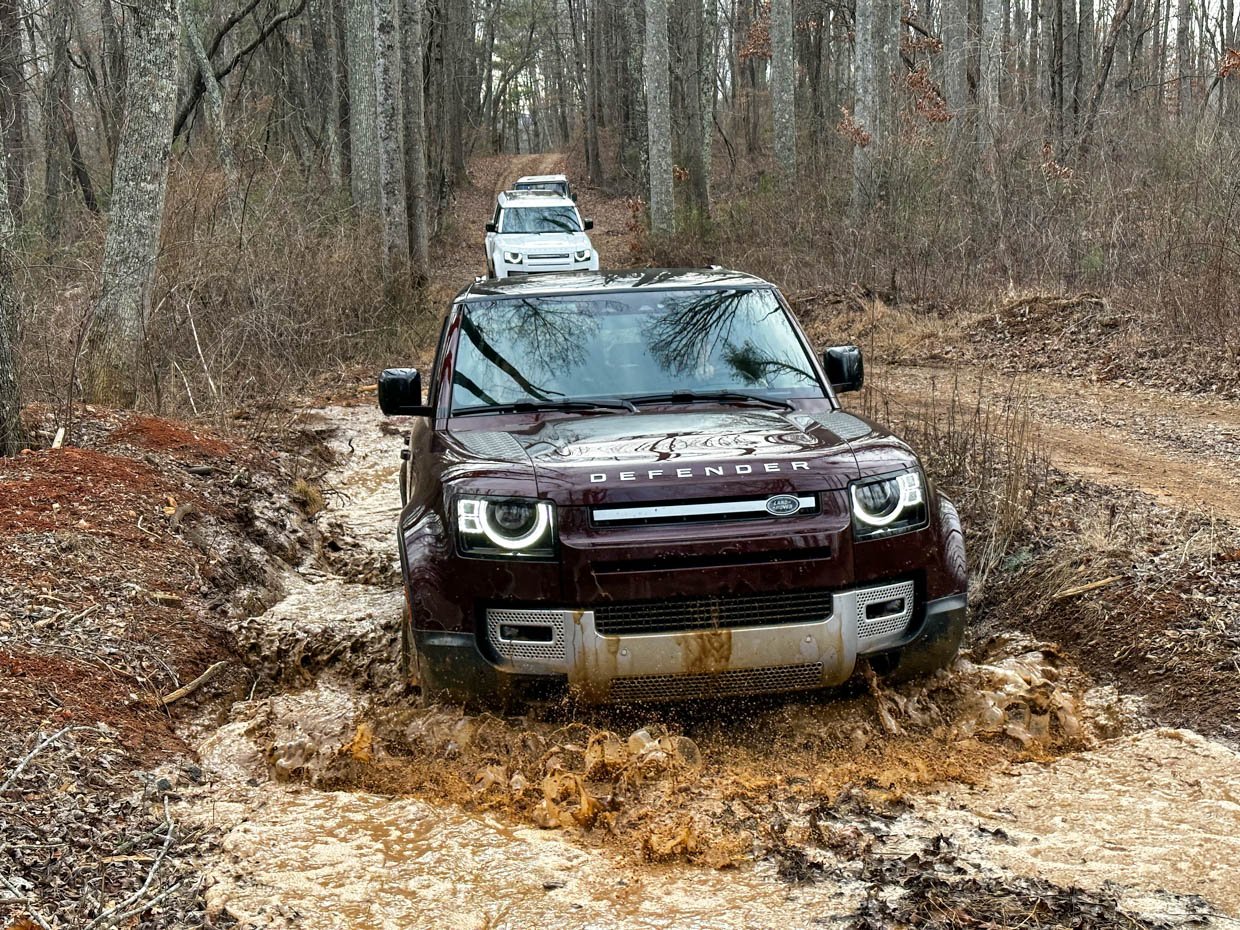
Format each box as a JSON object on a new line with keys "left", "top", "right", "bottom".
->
{"left": 0, "top": 0, "right": 1238, "bottom": 428}
{"left": 2, "top": 1, "right": 1240, "bottom": 928}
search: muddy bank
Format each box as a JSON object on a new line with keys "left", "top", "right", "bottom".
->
{"left": 184, "top": 402, "right": 1240, "bottom": 929}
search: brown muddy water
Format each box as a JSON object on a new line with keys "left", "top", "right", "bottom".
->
{"left": 182, "top": 406, "right": 1240, "bottom": 929}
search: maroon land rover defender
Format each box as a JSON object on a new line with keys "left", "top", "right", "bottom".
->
{"left": 378, "top": 269, "right": 968, "bottom": 705}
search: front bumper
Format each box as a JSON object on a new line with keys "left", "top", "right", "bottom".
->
{"left": 415, "top": 581, "right": 965, "bottom": 704}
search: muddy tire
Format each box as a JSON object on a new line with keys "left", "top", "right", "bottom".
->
{"left": 880, "top": 605, "right": 966, "bottom": 683}
{"left": 399, "top": 601, "right": 417, "bottom": 688}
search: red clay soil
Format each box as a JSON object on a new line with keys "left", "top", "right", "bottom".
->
{"left": 0, "top": 650, "right": 184, "bottom": 761}
{"left": 105, "top": 412, "right": 236, "bottom": 458}
{"left": 0, "top": 446, "right": 187, "bottom": 536}
{"left": 0, "top": 412, "right": 281, "bottom": 768}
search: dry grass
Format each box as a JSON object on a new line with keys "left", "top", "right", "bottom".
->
{"left": 862, "top": 371, "right": 1048, "bottom": 599}
{"left": 15, "top": 153, "right": 438, "bottom": 425}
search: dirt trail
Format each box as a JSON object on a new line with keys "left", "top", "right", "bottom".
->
{"left": 872, "top": 363, "right": 1240, "bottom": 522}
{"left": 182, "top": 155, "right": 1240, "bottom": 927}
{"left": 183, "top": 400, "right": 1240, "bottom": 928}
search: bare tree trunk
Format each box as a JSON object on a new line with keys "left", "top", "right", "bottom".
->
{"left": 645, "top": 0, "right": 673, "bottom": 235}
{"left": 401, "top": 0, "right": 429, "bottom": 276}
{"left": 943, "top": 0, "right": 971, "bottom": 112}
{"left": 699, "top": 0, "right": 716, "bottom": 209}
{"left": 0, "top": 151, "right": 23, "bottom": 455}
{"left": 1175, "top": 0, "right": 1190, "bottom": 117}
{"left": 1079, "top": 0, "right": 1134, "bottom": 156}
{"left": 185, "top": 13, "right": 239, "bottom": 192}
{"left": 1078, "top": 0, "right": 1094, "bottom": 121}
{"left": 852, "top": 0, "right": 877, "bottom": 210}
{"left": 82, "top": 0, "right": 180, "bottom": 407}
{"left": 770, "top": 0, "right": 795, "bottom": 181}
{"left": 346, "top": 0, "right": 379, "bottom": 211}
{"left": 371, "top": 0, "right": 409, "bottom": 281}
{"left": 0, "top": 0, "right": 26, "bottom": 216}
{"left": 981, "top": 0, "right": 1004, "bottom": 146}
{"left": 310, "top": 0, "right": 345, "bottom": 184}
{"left": 42, "top": 0, "right": 71, "bottom": 239}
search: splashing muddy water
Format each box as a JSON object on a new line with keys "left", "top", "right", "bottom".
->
{"left": 185, "top": 405, "right": 1240, "bottom": 928}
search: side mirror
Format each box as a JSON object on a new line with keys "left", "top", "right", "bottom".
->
{"left": 485, "top": 222, "right": 497, "bottom": 233}
{"left": 824, "top": 345, "right": 864, "bottom": 393}
{"left": 378, "top": 368, "right": 433, "bottom": 416}
{"left": 583, "top": 218, "right": 594, "bottom": 230}
{"left": 571, "top": 193, "right": 578, "bottom": 202}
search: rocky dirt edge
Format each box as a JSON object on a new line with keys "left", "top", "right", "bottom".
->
{"left": 0, "top": 406, "right": 340, "bottom": 930}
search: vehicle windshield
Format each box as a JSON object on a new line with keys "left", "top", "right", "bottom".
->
{"left": 500, "top": 206, "right": 581, "bottom": 234}
{"left": 516, "top": 181, "right": 568, "bottom": 197}
{"left": 449, "top": 288, "right": 825, "bottom": 413}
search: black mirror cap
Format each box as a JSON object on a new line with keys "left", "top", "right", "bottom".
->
{"left": 378, "top": 368, "right": 433, "bottom": 416}
{"left": 824, "top": 345, "right": 864, "bottom": 393}
{"left": 583, "top": 218, "right": 594, "bottom": 230}
{"left": 485, "top": 222, "right": 497, "bottom": 233}
{"left": 571, "top": 193, "right": 578, "bottom": 202}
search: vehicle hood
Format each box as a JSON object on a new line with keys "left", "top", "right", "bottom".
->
{"left": 495, "top": 232, "right": 591, "bottom": 253}
{"left": 442, "top": 409, "right": 913, "bottom": 505}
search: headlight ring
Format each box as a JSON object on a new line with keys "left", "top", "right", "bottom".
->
{"left": 850, "top": 470, "right": 927, "bottom": 538}
{"left": 502, "top": 250, "right": 524, "bottom": 264}
{"left": 457, "top": 496, "right": 555, "bottom": 556}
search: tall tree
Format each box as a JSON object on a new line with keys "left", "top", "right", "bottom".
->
{"left": 371, "top": 0, "right": 409, "bottom": 278}
{"left": 645, "top": 0, "right": 673, "bottom": 235}
{"left": 942, "top": 0, "right": 971, "bottom": 112}
{"left": 401, "top": 0, "right": 430, "bottom": 276}
{"left": 82, "top": 0, "right": 180, "bottom": 406}
{"left": 981, "top": 0, "right": 1005, "bottom": 146}
{"left": 42, "top": 0, "right": 71, "bottom": 239}
{"left": 0, "top": 0, "right": 25, "bottom": 215}
{"left": 1175, "top": 0, "right": 1190, "bottom": 117}
{"left": 346, "top": 0, "right": 379, "bottom": 211}
{"left": 852, "top": 0, "right": 877, "bottom": 209}
{"left": 0, "top": 151, "right": 22, "bottom": 454}
{"left": 770, "top": 0, "right": 795, "bottom": 180}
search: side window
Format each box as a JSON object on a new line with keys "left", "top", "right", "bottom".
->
{"left": 426, "top": 309, "right": 456, "bottom": 410}
{"left": 491, "top": 203, "right": 502, "bottom": 229}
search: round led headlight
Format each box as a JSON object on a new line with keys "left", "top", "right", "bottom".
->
{"left": 574, "top": 248, "right": 592, "bottom": 262}
{"left": 502, "top": 250, "right": 524, "bottom": 264}
{"left": 850, "top": 470, "right": 927, "bottom": 537}
{"left": 457, "top": 496, "right": 555, "bottom": 555}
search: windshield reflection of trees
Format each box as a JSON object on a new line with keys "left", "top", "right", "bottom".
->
{"left": 504, "top": 208, "right": 581, "bottom": 233}
{"left": 642, "top": 289, "right": 815, "bottom": 387}
{"left": 452, "top": 289, "right": 815, "bottom": 409}
{"left": 453, "top": 298, "right": 597, "bottom": 404}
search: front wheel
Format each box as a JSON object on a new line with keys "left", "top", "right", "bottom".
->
{"left": 878, "top": 600, "right": 966, "bottom": 683}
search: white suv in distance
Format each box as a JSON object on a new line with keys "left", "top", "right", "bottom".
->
{"left": 485, "top": 190, "right": 598, "bottom": 278}
{"left": 512, "top": 173, "right": 576, "bottom": 201}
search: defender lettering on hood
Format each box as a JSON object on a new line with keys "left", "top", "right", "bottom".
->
{"left": 588, "top": 461, "right": 811, "bottom": 483}
{"left": 378, "top": 268, "right": 969, "bottom": 708}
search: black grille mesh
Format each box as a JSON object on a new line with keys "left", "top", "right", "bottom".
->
{"left": 609, "top": 664, "right": 824, "bottom": 702}
{"left": 593, "top": 589, "right": 833, "bottom": 635}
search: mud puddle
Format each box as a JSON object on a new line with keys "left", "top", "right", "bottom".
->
{"left": 184, "top": 404, "right": 1240, "bottom": 928}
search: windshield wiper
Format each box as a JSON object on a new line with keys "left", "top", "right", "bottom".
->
{"left": 624, "top": 390, "right": 793, "bottom": 411}
{"left": 453, "top": 398, "right": 637, "bottom": 416}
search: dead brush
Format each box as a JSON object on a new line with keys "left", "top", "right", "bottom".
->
{"left": 864, "top": 370, "right": 1048, "bottom": 600}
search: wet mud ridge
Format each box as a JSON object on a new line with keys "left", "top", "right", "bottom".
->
{"left": 183, "top": 405, "right": 1240, "bottom": 929}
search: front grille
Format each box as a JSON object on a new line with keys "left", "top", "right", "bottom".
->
{"left": 609, "top": 664, "right": 824, "bottom": 702}
{"left": 528, "top": 253, "right": 570, "bottom": 261}
{"left": 594, "top": 589, "right": 832, "bottom": 636}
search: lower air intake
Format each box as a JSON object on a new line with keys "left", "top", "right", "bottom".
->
{"left": 608, "top": 663, "right": 824, "bottom": 703}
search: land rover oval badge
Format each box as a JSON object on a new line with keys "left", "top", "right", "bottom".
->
{"left": 765, "top": 494, "right": 802, "bottom": 516}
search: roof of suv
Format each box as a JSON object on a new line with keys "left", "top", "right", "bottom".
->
{"left": 515, "top": 174, "right": 569, "bottom": 184}
{"left": 496, "top": 189, "right": 575, "bottom": 209}
{"left": 458, "top": 268, "right": 773, "bottom": 301}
